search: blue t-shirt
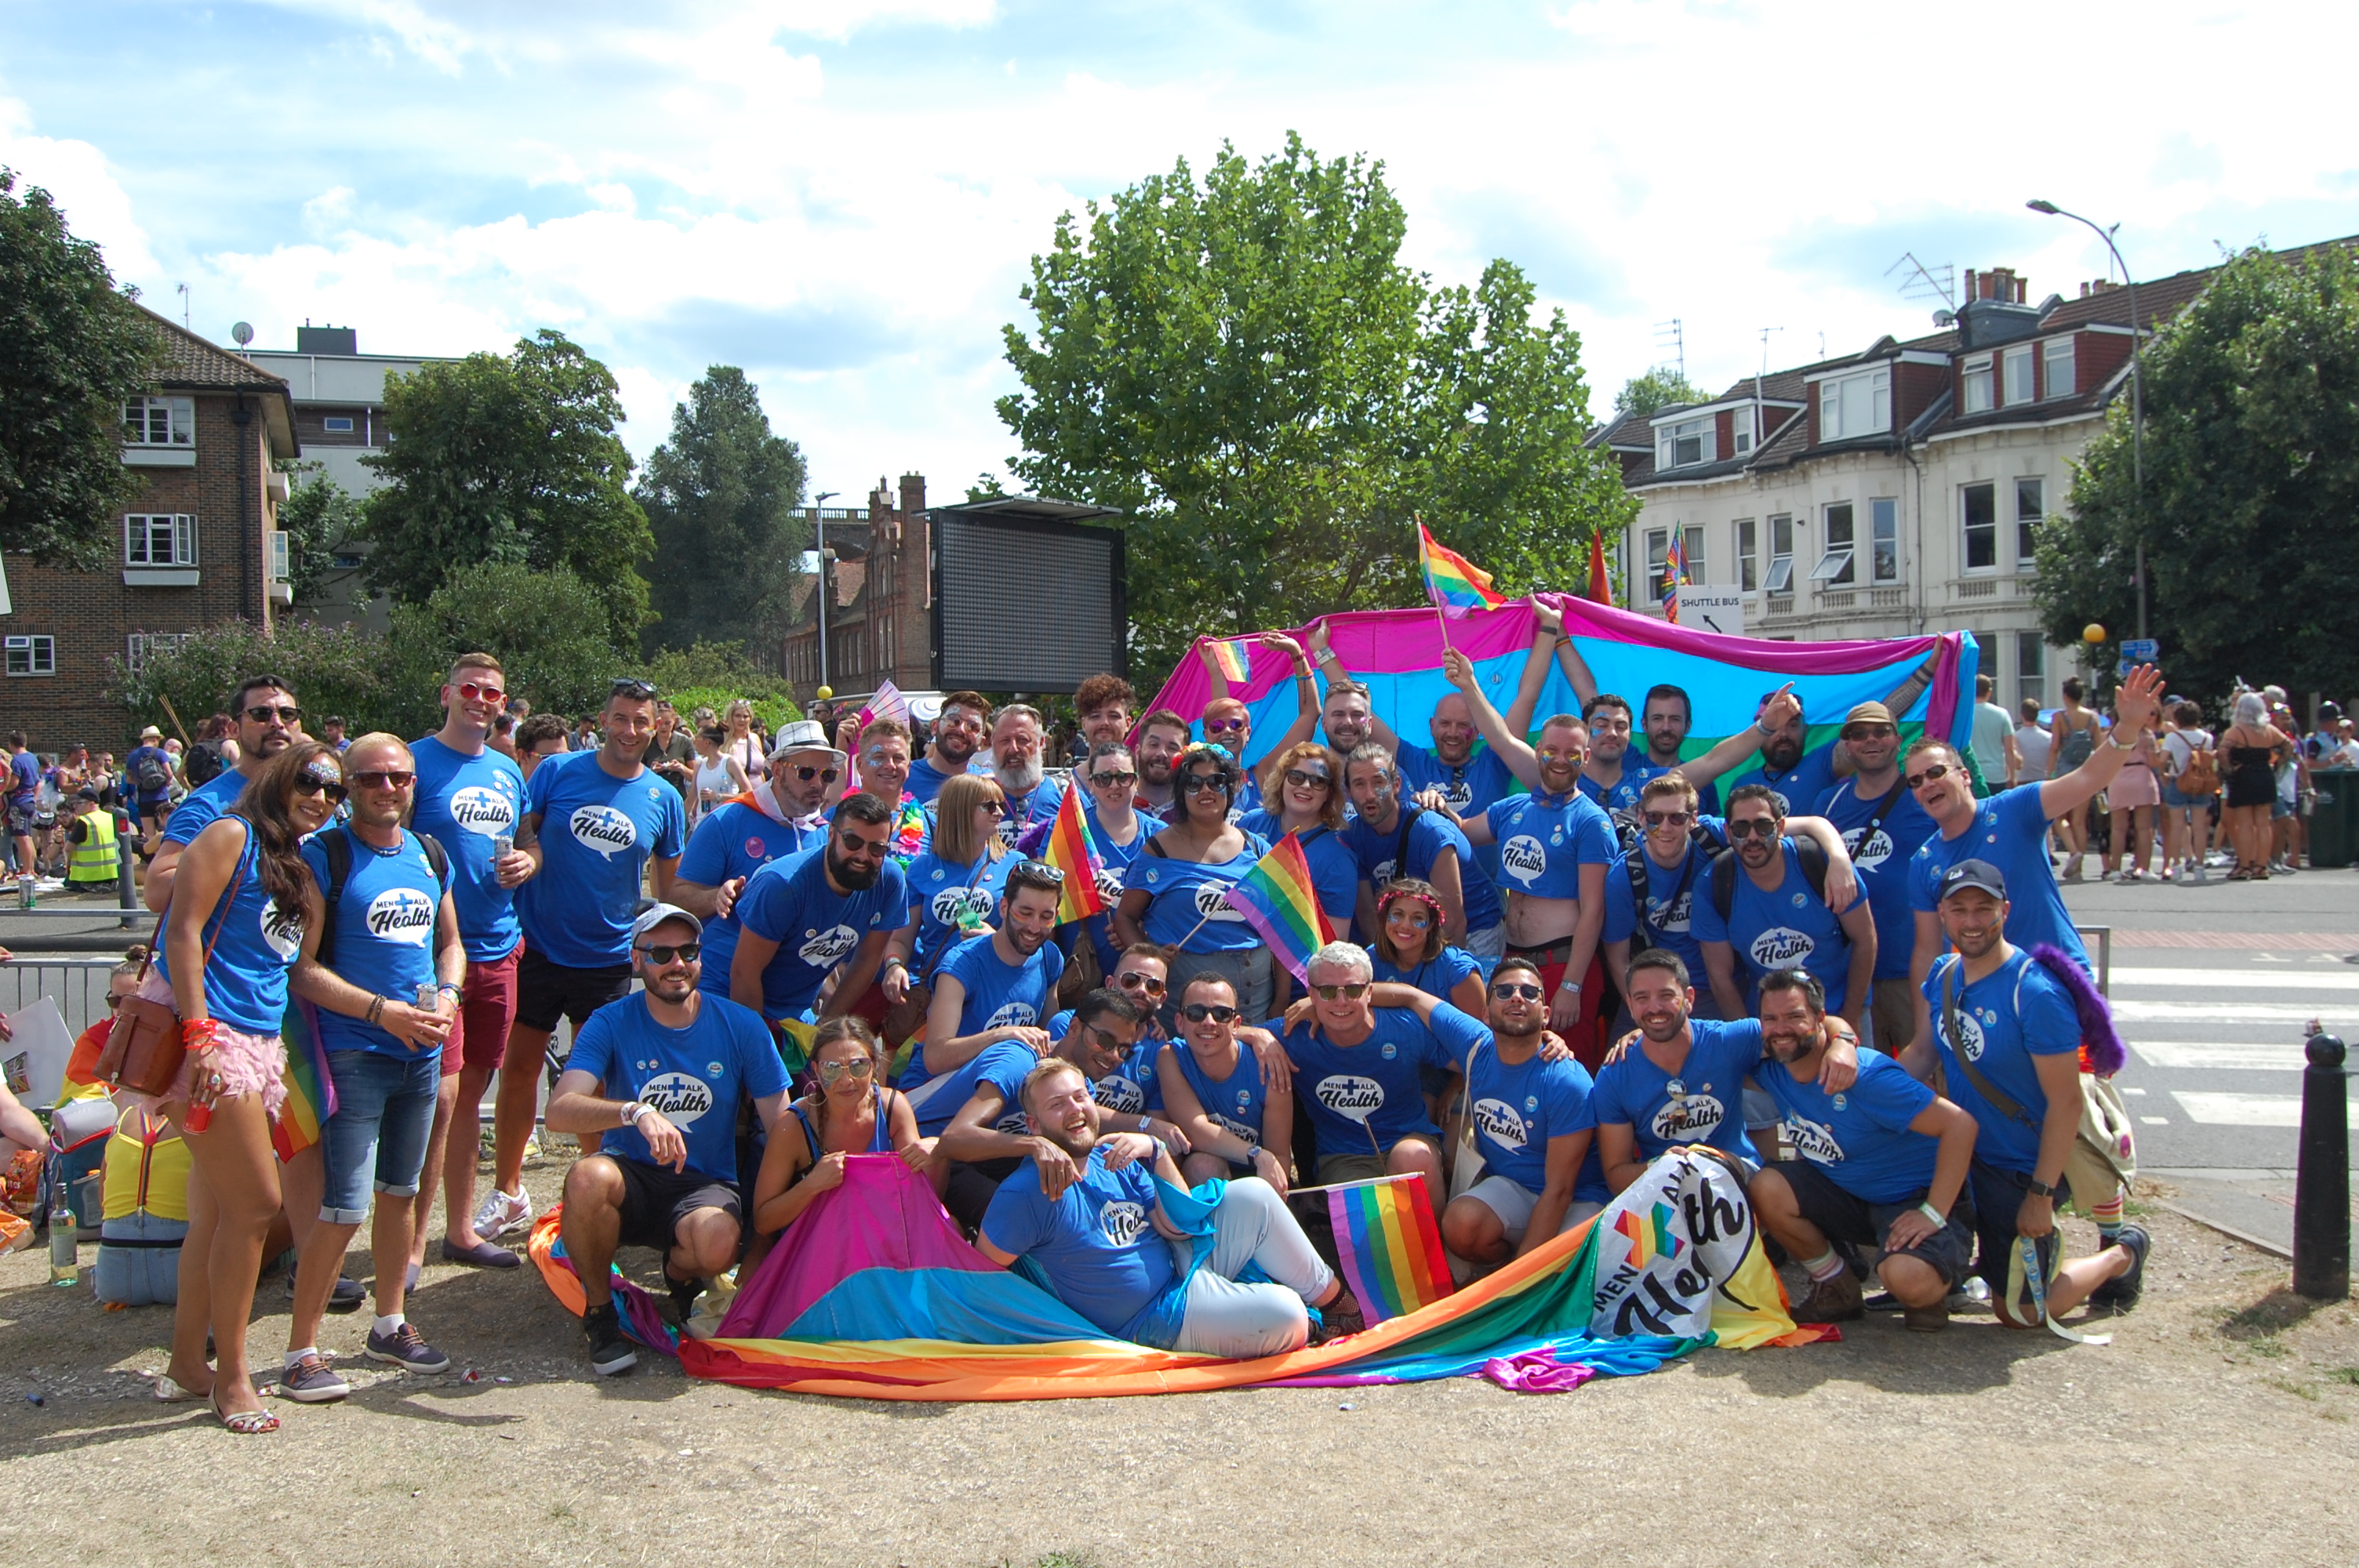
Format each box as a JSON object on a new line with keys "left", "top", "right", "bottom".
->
{"left": 982, "top": 1145, "right": 1175, "bottom": 1340}
{"left": 1601, "top": 836, "right": 1718, "bottom": 982}
{"left": 1691, "top": 838, "right": 1866, "bottom": 1015}
{"left": 1164, "top": 1039, "right": 1267, "bottom": 1145}
{"left": 1907, "top": 783, "right": 2091, "bottom": 974}
{"left": 300, "top": 827, "right": 453, "bottom": 1058}
{"left": 1395, "top": 742, "right": 1518, "bottom": 883}
{"left": 1576, "top": 760, "right": 1676, "bottom": 817}
{"left": 1340, "top": 808, "right": 1502, "bottom": 932}
{"left": 680, "top": 800, "right": 831, "bottom": 986}
{"left": 154, "top": 824, "right": 304, "bottom": 1036}
{"left": 1369, "top": 943, "right": 1480, "bottom": 1003}
{"left": 8, "top": 750, "right": 39, "bottom": 809}
{"left": 994, "top": 777, "right": 1065, "bottom": 851}
{"left": 900, "top": 1037, "right": 1036, "bottom": 1138}
{"left": 902, "top": 847, "right": 1015, "bottom": 975}
{"left": 125, "top": 744, "right": 176, "bottom": 807}
{"left": 1090, "top": 1041, "right": 1165, "bottom": 1118}
{"left": 515, "top": 751, "right": 686, "bottom": 968}
{"left": 409, "top": 735, "right": 525, "bottom": 963}
{"left": 162, "top": 768, "right": 247, "bottom": 848}
{"left": 1458, "top": 1036, "right": 1609, "bottom": 1205}
{"left": 1754, "top": 1048, "right": 1937, "bottom": 1204}
{"left": 564, "top": 993, "right": 786, "bottom": 1184}
{"left": 1815, "top": 776, "right": 1939, "bottom": 982}
{"left": 903, "top": 753, "right": 973, "bottom": 806}
{"left": 1588, "top": 1017, "right": 1765, "bottom": 1164}
{"left": 1282, "top": 1003, "right": 1485, "bottom": 1154}
{"left": 1235, "top": 814, "right": 1358, "bottom": 939}
{"left": 1725, "top": 744, "right": 1841, "bottom": 818}
{"left": 1484, "top": 789, "right": 1617, "bottom": 901}
{"left": 923, "top": 935, "right": 1063, "bottom": 1062}
{"left": 728, "top": 846, "right": 908, "bottom": 1020}
{"left": 1923, "top": 949, "right": 2079, "bottom": 1174}
{"left": 1124, "top": 831, "right": 1271, "bottom": 953}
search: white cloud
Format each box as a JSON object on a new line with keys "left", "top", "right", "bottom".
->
{"left": 0, "top": 97, "right": 158, "bottom": 280}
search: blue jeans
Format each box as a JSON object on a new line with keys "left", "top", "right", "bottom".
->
{"left": 321, "top": 1049, "right": 442, "bottom": 1225}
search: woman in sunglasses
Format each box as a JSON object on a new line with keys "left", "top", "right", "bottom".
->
{"left": 1365, "top": 878, "right": 1487, "bottom": 1021}
{"left": 1238, "top": 740, "right": 1359, "bottom": 962}
{"left": 1071, "top": 742, "right": 1148, "bottom": 979}
{"left": 748, "top": 1018, "right": 936, "bottom": 1251}
{"left": 146, "top": 741, "right": 343, "bottom": 1433}
{"left": 880, "top": 774, "right": 1012, "bottom": 1042}
{"left": 1114, "top": 743, "right": 1275, "bottom": 1023}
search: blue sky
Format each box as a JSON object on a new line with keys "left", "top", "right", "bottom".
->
{"left": 4, "top": 1, "right": 2351, "bottom": 500}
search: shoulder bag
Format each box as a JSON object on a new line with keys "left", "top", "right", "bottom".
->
{"left": 94, "top": 829, "right": 250, "bottom": 1097}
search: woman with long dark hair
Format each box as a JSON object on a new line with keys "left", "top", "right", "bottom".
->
{"left": 748, "top": 1018, "right": 935, "bottom": 1245}
{"left": 150, "top": 741, "right": 342, "bottom": 1432}
{"left": 1114, "top": 743, "right": 1274, "bottom": 1022}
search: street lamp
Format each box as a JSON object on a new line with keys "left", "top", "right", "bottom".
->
{"left": 812, "top": 490, "right": 838, "bottom": 693}
{"left": 2028, "top": 198, "right": 2146, "bottom": 642}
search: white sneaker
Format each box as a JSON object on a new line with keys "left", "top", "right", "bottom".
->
{"left": 473, "top": 1186, "right": 533, "bottom": 1240}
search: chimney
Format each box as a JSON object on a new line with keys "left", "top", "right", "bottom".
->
{"left": 899, "top": 472, "right": 926, "bottom": 518}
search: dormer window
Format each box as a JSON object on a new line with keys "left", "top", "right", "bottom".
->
{"left": 1819, "top": 369, "right": 1889, "bottom": 441}
{"left": 2044, "top": 336, "right": 2075, "bottom": 399}
{"left": 2002, "top": 346, "right": 2035, "bottom": 406}
{"left": 1961, "top": 356, "right": 1994, "bottom": 414}
{"left": 1731, "top": 405, "right": 1754, "bottom": 455}
{"left": 1656, "top": 415, "right": 1715, "bottom": 470}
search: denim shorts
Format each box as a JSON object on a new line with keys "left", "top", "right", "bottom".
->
{"left": 322, "top": 1049, "right": 442, "bottom": 1225}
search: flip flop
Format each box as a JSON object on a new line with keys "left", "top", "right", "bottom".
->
{"left": 440, "top": 1237, "right": 519, "bottom": 1269}
{"left": 152, "top": 1374, "right": 205, "bottom": 1404}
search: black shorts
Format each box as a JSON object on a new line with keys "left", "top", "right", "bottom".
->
{"left": 514, "top": 946, "right": 633, "bottom": 1036}
{"left": 1773, "top": 1157, "right": 1976, "bottom": 1288}
{"left": 612, "top": 1155, "right": 743, "bottom": 1255}
{"left": 943, "top": 1156, "right": 1020, "bottom": 1232}
{"left": 5, "top": 803, "right": 35, "bottom": 837}
{"left": 1969, "top": 1159, "right": 2072, "bottom": 1296}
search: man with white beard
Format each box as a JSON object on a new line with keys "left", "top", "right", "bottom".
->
{"left": 987, "top": 704, "right": 1064, "bottom": 850}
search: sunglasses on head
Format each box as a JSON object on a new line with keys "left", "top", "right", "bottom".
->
{"left": 1089, "top": 768, "right": 1138, "bottom": 787}
{"left": 816, "top": 1055, "right": 876, "bottom": 1083}
{"left": 611, "top": 677, "right": 659, "bottom": 700}
{"left": 1489, "top": 981, "right": 1544, "bottom": 1001}
{"left": 1726, "top": 818, "right": 1779, "bottom": 840}
{"left": 1182, "top": 1002, "right": 1238, "bottom": 1023}
{"left": 637, "top": 942, "right": 700, "bottom": 965}
{"left": 1906, "top": 763, "right": 1957, "bottom": 789}
{"left": 791, "top": 765, "right": 839, "bottom": 783}
{"left": 1643, "top": 809, "right": 1692, "bottom": 827}
{"left": 1311, "top": 982, "right": 1369, "bottom": 1000}
{"left": 350, "top": 770, "right": 415, "bottom": 790}
{"left": 244, "top": 704, "right": 301, "bottom": 725}
{"left": 1115, "top": 971, "right": 1167, "bottom": 996}
{"left": 1283, "top": 768, "right": 1332, "bottom": 790}
{"left": 453, "top": 680, "right": 504, "bottom": 705}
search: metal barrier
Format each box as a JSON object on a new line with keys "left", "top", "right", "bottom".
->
{"left": 2074, "top": 924, "right": 2111, "bottom": 996}
{"left": 0, "top": 957, "right": 130, "bottom": 1068}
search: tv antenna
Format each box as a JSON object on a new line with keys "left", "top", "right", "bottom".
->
{"left": 1886, "top": 251, "right": 1956, "bottom": 310}
{"left": 176, "top": 282, "right": 191, "bottom": 328}
{"left": 1653, "top": 318, "right": 1685, "bottom": 381}
{"left": 1754, "top": 326, "right": 1782, "bottom": 404}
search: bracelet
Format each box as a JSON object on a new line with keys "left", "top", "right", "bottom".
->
{"left": 1556, "top": 979, "right": 1582, "bottom": 995}
{"left": 620, "top": 1100, "right": 649, "bottom": 1129}
{"left": 365, "top": 995, "right": 385, "bottom": 1025}
{"left": 1917, "top": 1201, "right": 1946, "bottom": 1229}
{"left": 436, "top": 982, "right": 462, "bottom": 998}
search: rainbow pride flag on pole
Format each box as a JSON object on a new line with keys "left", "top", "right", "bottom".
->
{"left": 1329, "top": 1174, "right": 1452, "bottom": 1324}
{"left": 1040, "top": 782, "right": 1109, "bottom": 926}
{"left": 1659, "top": 532, "right": 1689, "bottom": 624}
{"left": 1219, "top": 832, "right": 1333, "bottom": 982}
{"left": 273, "top": 1000, "right": 339, "bottom": 1163}
{"left": 1416, "top": 521, "right": 1506, "bottom": 615}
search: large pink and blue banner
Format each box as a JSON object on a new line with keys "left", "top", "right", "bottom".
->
{"left": 1143, "top": 593, "right": 1979, "bottom": 772}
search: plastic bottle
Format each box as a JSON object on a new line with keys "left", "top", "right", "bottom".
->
{"left": 47, "top": 1164, "right": 76, "bottom": 1287}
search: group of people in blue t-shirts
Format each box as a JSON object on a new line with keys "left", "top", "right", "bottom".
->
{"left": 115, "top": 645, "right": 2172, "bottom": 1421}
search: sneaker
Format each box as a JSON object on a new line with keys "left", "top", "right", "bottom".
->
{"left": 1903, "top": 1302, "right": 1950, "bottom": 1333}
{"left": 2091, "top": 1224, "right": 2150, "bottom": 1309}
{"left": 277, "top": 1354, "right": 351, "bottom": 1403}
{"left": 1793, "top": 1270, "right": 1864, "bottom": 1323}
{"left": 473, "top": 1186, "right": 533, "bottom": 1241}
{"left": 583, "top": 1304, "right": 637, "bottom": 1377}
{"left": 666, "top": 1272, "right": 705, "bottom": 1326}
{"left": 365, "top": 1323, "right": 452, "bottom": 1374}
{"left": 1948, "top": 1276, "right": 1992, "bottom": 1312}
{"left": 288, "top": 1272, "right": 369, "bottom": 1311}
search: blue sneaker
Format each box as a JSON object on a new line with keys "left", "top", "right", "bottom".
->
{"left": 365, "top": 1323, "right": 451, "bottom": 1374}
{"left": 278, "top": 1354, "right": 350, "bottom": 1403}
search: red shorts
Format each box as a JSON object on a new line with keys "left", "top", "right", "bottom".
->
{"left": 1508, "top": 940, "right": 1609, "bottom": 1073}
{"left": 440, "top": 942, "right": 523, "bottom": 1078}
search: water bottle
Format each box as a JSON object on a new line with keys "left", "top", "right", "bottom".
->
{"left": 47, "top": 1164, "right": 76, "bottom": 1287}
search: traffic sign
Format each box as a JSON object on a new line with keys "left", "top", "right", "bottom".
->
{"left": 2121, "top": 637, "right": 2159, "bottom": 662}
{"left": 1677, "top": 588, "right": 1746, "bottom": 637}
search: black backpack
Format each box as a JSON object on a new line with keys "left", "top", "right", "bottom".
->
{"left": 134, "top": 750, "right": 172, "bottom": 793}
{"left": 1621, "top": 824, "right": 1718, "bottom": 956}
{"left": 312, "top": 822, "right": 450, "bottom": 966}
{"left": 1710, "top": 833, "right": 1832, "bottom": 923}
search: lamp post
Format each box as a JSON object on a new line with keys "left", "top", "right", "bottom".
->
{"left": 812, "top": 490, "right": 838, "bottom": 694}
{"left": 2027, "top": 199, "right": 2145, "bottom": 643}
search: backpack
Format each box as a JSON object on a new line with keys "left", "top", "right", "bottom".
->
{"left": 134, "top": 750, "right": 172, "bottom": 794}
{"left": 312, "top": 823, "right": 450, "bottom": 967}
{"left": 2173, "top": 737, "right": 2219, "bottom": 797}
{"left": 1709, "top": 833, "right": 1831, "bottom": 923}
{"left": 1622, "top": 822, "right": 1718, "bottom": 956}
{"left": 2055, "top": 717, "right": 2096, "bottom": 771}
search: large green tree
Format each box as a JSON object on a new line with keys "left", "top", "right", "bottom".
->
{"left": 0, "top": 169, "right": 164, "bottom": 566}
{"left": 634, "top": 366, "right": 807, "bottom": 655}
{"left": 1613, "top": 366, "right": 1709, "bottom": 420}
{"left": 2037, "top": 242, "right": 2359, "bottom": 702}
{"left": 274, "top": 463, "right": 363, "bottom": 606}
{"left": 360, "top": 328, "right": 653, "bottom": 648}
{"left": 388, "top": 561, "right": 627, "bottom": 724}
{"left": 998, "top": 133, "right": 1631, "bottom": 677}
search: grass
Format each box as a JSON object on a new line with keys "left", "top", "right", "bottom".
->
{"left": 2268, "top": 1377, "right": 2320, "bottom": 1401}
{"left": 2329, "top": 1367, "right": 2359, "bottom": 1388}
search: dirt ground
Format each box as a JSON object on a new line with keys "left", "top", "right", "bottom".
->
{"left": 5, "top": 1144, "right": 2356, "bottom": 1568}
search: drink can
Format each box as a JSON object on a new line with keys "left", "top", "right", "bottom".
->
{"left": 491, "top": 834, "right": 513, "bottom": 861}
{"left": 16, "top": 875, "right": 32, "bottom": 910}
{"left": 417, "top": 982, "right": 440, "bottom": 1012}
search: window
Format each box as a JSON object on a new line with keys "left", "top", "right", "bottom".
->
{"left": 1731, "top": 405, "right": 1754, "bottom": 456}
{"left": 1818, "top": 369, "right": 1890, "bottom": 441}
{"left": 1962, "top": 482, "right": 1997, "bottom": 571}
{"left": 1814, "top": 503, "right": 1856, "bottom": 585}
{"left": 1961, "top": 356, "right": 1994, "bottom": 414}
{"left": 322, "top": 416, "right": 355, "bottom": 434}
{"left": 4, "top": 637, "right": 55, "bottom": 677}
{"left": 1735, "top": 518, "right": 1757, "bottom": 592}
{"left": 2014, "top": 477, "right": 2045, "bottom": 568}
{"left": 2044, "top": 336, "right": 2075, "bottom": 399}
{"left": 124, "top": 632, "right": 190, "bottom": 673}
{"left": 1680, "top": 524, "right": 1706, "bottom": 586}
{"left": 1644, "top": 528, "right": 1668, "bottom": 590}
{"left": 1870, "top": 497, "right": 1900, "bottom": 583}
{"left": 1765, "top": 514, "right": 1795, "bottom": 592}
{"left": 2015, "top": 633, "right": 2047, "bottom": 711}
{"left": 1656, "top": 416, "right": 1714, "bottom": 470}
{"left": 122, "top": 397, "right": 194, "bottom": 446}
{"left": 2002, "top": 346, "right": 2035, "bottom": 406}
{"left": 125, "top": 514, "right": 197, "bottom": 566}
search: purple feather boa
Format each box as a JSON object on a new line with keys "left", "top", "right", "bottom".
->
{"left": 2028, "top": 942, "right": 2124, "bottom": 1075}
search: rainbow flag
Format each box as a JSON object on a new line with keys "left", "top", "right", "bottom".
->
{"left": 273, "top": 1000, "right": 339, "bottom": 1163}
{"left": 1039, "top": 782, "right": 1108, "bottom": 925}
{"left": 1659, "top": 532, "right": 1688, "bottom": 624}
{"left": 1416, "top": 521, "right": 1506, "bottom": 615}
{"left": 1219, "top": 832, "right": 1332, "bottom": 982}
{"left": 1328, "top": 1174, "right": 1452, "bottom": 1324}
{"left": 1208, "top": 637, "right": 1252, "bottom": 684}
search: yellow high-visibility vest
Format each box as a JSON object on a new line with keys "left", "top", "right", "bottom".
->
{"left": 67, "top": 809, "right": 118, "bottom": 884}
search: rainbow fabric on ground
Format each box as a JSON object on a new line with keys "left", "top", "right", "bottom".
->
{"left": 1416, "top": 521, "right": 1506, "bottom": 612}
{"left": 272, "top": 999, "right": 337, "bottom": 1163}
{"left": 1219, "top": 832, "right": 1332, "bottom": 982}
{"left": 1328, "top": 1174, "right": 1452, "bottom": 1323}
{"left": 1040, "top": 783, "right": 1108, "bottom": 925}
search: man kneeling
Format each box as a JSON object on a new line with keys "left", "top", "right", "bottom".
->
{"left": 975, "top": 1058, "right": 1361, "bottom": 1356}
{"left": 547, "top": 905, "right": 787, "bottom": 1375}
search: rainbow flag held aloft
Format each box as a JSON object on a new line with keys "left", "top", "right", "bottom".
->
{"left": 1329, "top": 1174, "right": 1453, "bottom": 1324}
{"left": 1586, "top": 530, "right": 1613, "bottom": 606}
{"left": 1040, "top": 782, "right": 1109, "bottom": 926}
{"left": 1659, "top": 532, "right": 1689, "bottom": 624}
{"left": 1208, "top": 637, "right": 1252, "bottom": 684}
{"left": 273, "top": 1000, "right": 339, "bottom": 1163}
{"left": 1219, "top": 832, "right": 1332, "bottom": 983}
{"left": 1416, "top": 521, "right": 1506, "bottom": 615}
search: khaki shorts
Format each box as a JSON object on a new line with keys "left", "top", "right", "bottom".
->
{"left": 1317, "top": 1142, "right": 1437, "bottom": 1186}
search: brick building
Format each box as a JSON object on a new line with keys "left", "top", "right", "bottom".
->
{"left": 0, "top": 308, "right": 296, "bottom": 750}
{"left": 781, "top": 473, "right": 932, "bottom": 702}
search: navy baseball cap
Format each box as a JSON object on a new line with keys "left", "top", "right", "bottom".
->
{"left": 1937, "top": 858, "right": 2008, "bottom": 902}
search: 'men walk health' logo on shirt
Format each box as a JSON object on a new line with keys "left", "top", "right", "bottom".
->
{"left": 569, "top": 804, "right": 640, "bottom": 858}
{"left": 448, "top": 785, "right": 515, "bottom": 837}
{"left": 365, "top": 887, "right": 436, "bottom": 946}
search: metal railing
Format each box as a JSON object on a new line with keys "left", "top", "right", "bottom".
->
{"left": 0, "top": 958, "right": 127, "bottom": 1065}
{"left": 2074, "top": 924, "right": 2111, "bottom": 996}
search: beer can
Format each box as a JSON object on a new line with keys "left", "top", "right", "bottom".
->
{"left": 417, "top": 982, "right": 440, "bottom": 1011}
{"left": 491, "top": 834, "right": 513, "bottom": 861}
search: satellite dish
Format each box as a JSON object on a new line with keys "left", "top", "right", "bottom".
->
{"left": 231, "top": 321, "right": 255, "bottom": 347}
{"left": 1932, "top": 309, "right": 1955, "bottom": 328}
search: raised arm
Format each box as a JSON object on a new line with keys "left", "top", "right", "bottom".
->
{"left": 1678, "top": 684, "right": 1800, "bottom": 787}
{"left": 1307, "top": 622, "right": 1402, "bottom": 753}
{"left": 1441, "top": 647, "right": 1540, "bottom": 789}
{"left": 1502, "top": 601, "right": 1566, "bottom": 737}
{"left": 1877, "top": 652, "right": 1941, "bottom": 720}
{"left": 2038, "top": 665, "right": 2163, "bottom": 821}
{"left": 1551, "top": 615, "right": 1601, "bottom": 709}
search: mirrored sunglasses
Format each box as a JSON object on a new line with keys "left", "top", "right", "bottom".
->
{"left": 1115, "top": 971, "right": 1167, "bottom": 996}
{"left": 816, "top": 1055, "right": 876, "bottom": 1083}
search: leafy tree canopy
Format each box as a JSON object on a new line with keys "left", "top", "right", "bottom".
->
{"left": 635, "top": 365, "right": 807, "bottom": 656}
{"left": 1613, "top": 366, "right": 1710, "bottom": 420}
{"left": 275, "top": 463, "right": 363, "bottom": 607}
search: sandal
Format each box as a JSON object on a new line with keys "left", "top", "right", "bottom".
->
{"left": 209, "top": 1388, "right": 279, "bottom": 1435}
{"left": 152, "top": 1374, "right": 205, "bottom": 1404}
{"left": 1310, "top": 1288, "right": 1367, "bottom": 1345}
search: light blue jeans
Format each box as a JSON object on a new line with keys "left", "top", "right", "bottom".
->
{"left": 1171, "top": 1177, "right": 1336, "bottom": 1357}
{"left": 322, "top": 1049, "right": 442, "bottom": 1225}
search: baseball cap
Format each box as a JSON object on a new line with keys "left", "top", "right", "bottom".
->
{"left": 630, "top": 902, "right": 703, "bottom": 946}
{"left": 1841, "top": 701, "right": 1896, "bottom": 734}
{"left": 769, "top": 718, "right": 845, "bottom": 766}
{"left": 75, "top": 786, "right": 99, "bottom": 802}
{"left": 1936, "top": 858, "right": 2008, "bottom": 902}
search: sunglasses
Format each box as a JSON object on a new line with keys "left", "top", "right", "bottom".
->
{"left": 637, "top": 942, "right": 701, "bottom": 965}
{"left": 611, "top": 678, "right": 659, "bottom": 699}
{"left": 1089, "top": 769, "right": 1138, "bottom": 788}
{"left": 1284, "top": 768, "right": 1332, "bottom": 790}
{"left": 1844, "top": 724, "right": 1897, "bottom": 740}
{"left": 979, "top": 798, "right": 1007, "bottom": 816}
{"left": 1642, "top": 809, "right": 1692, "bottom": 827}
{"left": 1181, "top": 1002, "right": 1239, "bottom": 1023}
{"left": 1015, "top": 858, "right": 1065, "bottom": 882}
{"left": 816, "top": 1055, "right": 876, "bottom": 1083}
{"left": 834, "top": 832, "right": 887, "bottom": 858}
{"left": 1489, "top": 982, "right": 1545, "bottom": 1001}
{"left": 1905, "top": 763, "right": 1957, "bottom": 789}
{"left": 1311, "top": 982, "right": 1370, "bottom": 1000}
{"left": 105, "top": 992, "right": 125, "bottom": 1011}
{"left": 1181, "top": 774, "right": 1229, "bottom": 796}
{"left": 791, "top": 766, "right": 840, "bottom": 783}
{"left": 293, "top": 777, "right": 349, "bottom": 805}
{"left": 350, "top": 771, "right": 416, "bottom": 790}
{"left": 1726, "top": 818, "right": 1779, "bottom": 840}
{"left": 244, "top": 704, "right": 302, "bottom": 725}
{"left": 453, "top": 680, "right": 505, "bottom": 705}
{"left": 1081, "top": 1022, "right": 1129, "bottom": 1054}
{"left": 1204, "top": 717, "right": 1249, "bottom": 735}
{"left": 1115, "top": 971, "right": 1167, "bottom": 996}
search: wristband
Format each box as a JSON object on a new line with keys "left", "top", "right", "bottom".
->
{"left": 622, "top": 1100, "right": 650, "bottom": 1129}
{"left": 1556, "top": 979, "right": 1582, "bottom": 995}
{"left": 2026, "top": 1178, "right": 2057, "bottom": 1199}
{"left": 436, "top": 982, "right": 462, "bottom": 998}
{"left": 1248, "top": 1144, "right": 1266, "bottom": 1165}
{"left": 182, "top": 1018, "right": 224, "bottom": 1045}
{"left": 365, "top": 995, "right": 385, "bottom": 1026}
{"left": 1917, "top": 1201, "right": 1946, "bottom": 1229}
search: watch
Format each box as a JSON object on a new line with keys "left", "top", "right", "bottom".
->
{"left": 1247, "top": 1144, "right": 1266, "bottom": 1164}
{"left": 2026, "top": 1178, "right": 2057, "bottom": 1199}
